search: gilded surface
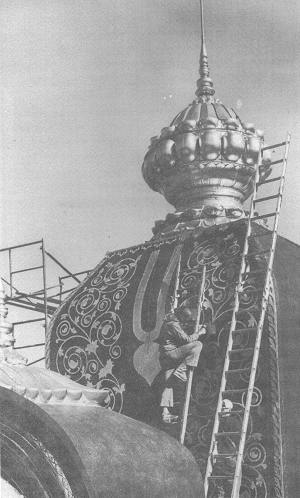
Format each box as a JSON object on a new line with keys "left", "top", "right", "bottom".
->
{"left": 47, "top": 221, "right": 283, "bottom": 497}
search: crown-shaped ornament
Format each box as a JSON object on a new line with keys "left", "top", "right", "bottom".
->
{"left": 142, "top": 0, "right": 272, "bottom": 236}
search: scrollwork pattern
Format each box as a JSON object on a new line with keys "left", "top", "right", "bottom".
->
{"left": 172, "top": 224, "right": 283, "bottom": 498}
{"left": 48, "top": 256, "right": 141, "bottom": 413}
{"left": 47, "top": 223, "right": 283, "bottom": 497}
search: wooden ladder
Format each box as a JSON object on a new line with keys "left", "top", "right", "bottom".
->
{"left": 204, "top": 134, "right": 291, "bottom": 498}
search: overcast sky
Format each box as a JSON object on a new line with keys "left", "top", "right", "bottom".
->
{"left": 1, "top": 0, "right": 300, "bottom": 275}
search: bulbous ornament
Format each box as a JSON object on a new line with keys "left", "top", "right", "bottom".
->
{"left": 156, "top": 139, "right": 175, "bottom": 166}
{"left": 222, "top": 131, "right": 245, "bottom": 161}
{"left": 201, "top": 129, "right": 222, "bottom": 160}
{"left": 142, "top": 99, "right": 265, "bottom": 222}
{"left": 175, "top": 132, "right": 198, "bottom": 163}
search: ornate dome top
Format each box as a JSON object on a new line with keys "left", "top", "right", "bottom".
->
{"left": 142, "top": 0, "right": 272, "bottom": 237}
{"left": 170, "top": 100, "right": 260, "bottom": 134}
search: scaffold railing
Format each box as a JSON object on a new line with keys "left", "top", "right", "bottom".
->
{"left": 0, "top": 239, "right": 90, "bottom": 365}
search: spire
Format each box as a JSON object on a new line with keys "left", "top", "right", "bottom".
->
{"left": 195, "top": 0, "right": 215, "bottom": 99}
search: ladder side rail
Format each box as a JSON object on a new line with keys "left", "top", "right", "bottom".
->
{"left": 231, "top": 134, "right": 290, "bottom": 497}
{"left": 231, "top": 268, "right": 273, "bottom": 497}
{"left": 231, "top": 288, "right": 270, "bottom": 496}
{"left": 260, "top": 133, "right": 290, "bottom": 286}
{"left": 204, "top": 164, "right": 260, "bottom": 492}
{"left": 172, "top": 250, "right": 182, "bottom": 312}
{"left": 180, "top": 265, "right": 206, "bottom": 445}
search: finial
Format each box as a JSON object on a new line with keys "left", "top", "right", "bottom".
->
{"left": 195, "top": 0, "right": 215, "bottom": 99}
{"left": 0, "top": 278, "right": 27, "bottom": 365}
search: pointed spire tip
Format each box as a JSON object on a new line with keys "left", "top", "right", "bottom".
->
{"left": 196, "top": 0, "right": 215, "bottom": 99}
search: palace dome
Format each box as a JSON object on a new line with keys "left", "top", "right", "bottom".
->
{"left": 142, "top": 4, "right": 271, "bottom": 234}
{"left": 142, "top": 98, "right": 268, "bottom": 207}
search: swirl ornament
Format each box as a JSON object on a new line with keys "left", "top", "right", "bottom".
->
{"left": 245, "top": 437, "right": 267, "bottom": 468}
{"left": 57, "top": 320, "right": 72, "bottom": 340}
{"left": 47, "top": 222, "right": 283, "bottom": 497}
{"left": 97, "top": 297, "right": 111, "bottom": 313}
{"left": 188, "top": 240, "right": 220, "bottom": 270}
{"left": 47, "top": 254, "right": 141, "bottom": 413}
{"left": 161, "top": 223, "right": 281, "bottom": 497}
{"left": 91, "top": 258, "right": 140, "bottom": 291}
{"left": 75, "top": 289, "right": 100, "bottom": 314}
{"left": 61, "top": 345, "right": 88, "bottom": 378}
{"left": 91, "top": 312, "right": 122, "bottom": 347}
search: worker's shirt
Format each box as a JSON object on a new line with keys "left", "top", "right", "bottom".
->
{"left": 158, "top": 313, "right": 198, "bottom": 352}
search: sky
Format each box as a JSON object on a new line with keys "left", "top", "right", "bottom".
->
{"left": 0, "top": 0, "right": 300, "bottom": 276}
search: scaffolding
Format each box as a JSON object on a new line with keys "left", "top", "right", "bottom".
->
{"left": 0, "top": 239, "right": 89, "bottom": 365}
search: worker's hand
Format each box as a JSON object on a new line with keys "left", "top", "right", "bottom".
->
{"left": 197, "top": 325, "right": 207, "bottom": 336}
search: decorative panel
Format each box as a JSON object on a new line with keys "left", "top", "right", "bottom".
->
{"left": 47, "top": 221, "right": 283, "bottom": 497}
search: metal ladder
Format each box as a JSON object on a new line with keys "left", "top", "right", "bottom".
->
{"left": 204, "top": 134, "right": 291, "bottom": 498}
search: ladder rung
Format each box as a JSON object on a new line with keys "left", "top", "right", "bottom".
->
{"left": 229, "top": 347, "right": 253, "bottom": 356}
{"left": 240, "top": 288, "right": 265, "bottom": 295}
{"left": 257, "top": 176, "right": 281, "bottom": 186}
{"left": 246, "top": 249, "right": 269, "bottom": 258}
{"left": 242, "top": 269, "right": 265, "bottom": 277}
{"left": 211, "top": 453, "right": 237, "bottom": 459}
{"left": 268, "top": 159, "right": 284, "bottom": 166}
{"left": 225, "top": 367, "right": 250, "bottom": 376}
{"left": 251, "top": 212, "right": 278, "bottom": 221}
{"left": 262, "top": 141, "right": 287, "bottom": 151}
{"left": 249, "top": 231, "right": 272, "bottom": 239}
{"left": 223, "top": 388, "right": 247, "bottom": 395}
{"left": 208, "top": 475, "right": 234, "bottom": 480}
{"left": 206, "top": 131, "right": 289, "bottom": 494}
{"left": 233, "top": 327, "right": 257, "bottom": 334}
{"left": 254, "top": 193, "right": 281, "bottom": 204}
{"left": 215, "top": 432, "right": 240, "bottom": 438}
{"left": 219, "top": 410, "right": 244, "bottom": 417}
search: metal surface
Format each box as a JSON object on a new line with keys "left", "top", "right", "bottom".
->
{"left": 142, "top": 0, "right": 272, "bottom": 239}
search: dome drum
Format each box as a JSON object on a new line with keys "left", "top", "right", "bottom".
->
{"left": 142, "top": 101, "right": 272, "bottom": 215}
{"left": 163, "top": 182, "right": 252, "bottom": 212}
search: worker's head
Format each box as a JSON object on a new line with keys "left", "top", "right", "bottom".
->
{"left": 175, "top": 306, "right": 194, "bottom": 322}
{"left": 222, "top": 399, "right": 233, "bottom": 415}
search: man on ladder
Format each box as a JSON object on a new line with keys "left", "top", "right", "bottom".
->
{"left": 158, "top": 305, "right": 207, "bottom": 424}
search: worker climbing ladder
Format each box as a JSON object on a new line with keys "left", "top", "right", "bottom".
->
{"left": 204, "top": 134, "right": 291, "bottom": 498}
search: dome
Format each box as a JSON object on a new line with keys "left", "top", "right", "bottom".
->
{"left": 142, "top": 96, "right": 271, "bottom": 236}
{"left": 171, "top": 99, "right": 254, "bottom": 131}
{"left": 141, "top": 2, "right": 272, "bottom": 235}
{"left": 0, "top": 362, "right": 109, "bottom": 405}
{"left": 142, "top": 97, "right": 267, "bottom": 205}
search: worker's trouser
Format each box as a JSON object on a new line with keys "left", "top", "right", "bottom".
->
{"left": 159, "top": 341, "right": 202, "bottom": 408}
